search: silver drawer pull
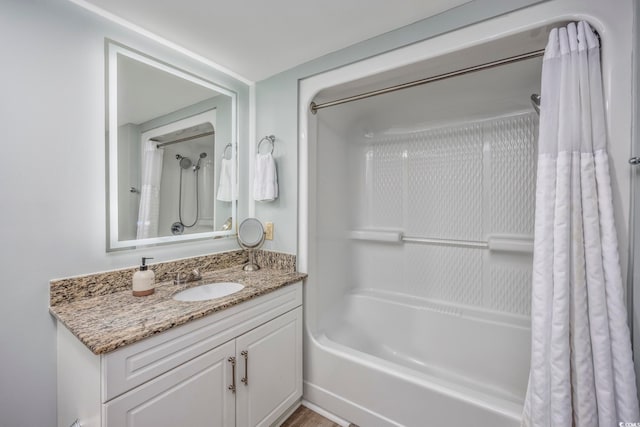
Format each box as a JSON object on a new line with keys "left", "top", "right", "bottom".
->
{"left": 228, "top": 356, "right": 236, "bottom": 393}
{"left": 241, "top": 350, "right": 248, "bottom": 386}
{"left": 629, "top": 157, "right": 640, "bottom": 165}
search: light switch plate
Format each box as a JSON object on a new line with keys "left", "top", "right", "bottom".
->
{"left": 265, "top": 222, "right": 274, "bottom": 240}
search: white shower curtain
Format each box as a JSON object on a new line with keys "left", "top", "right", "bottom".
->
{"left": 522, "top": 21, "right": 639, "bottom": 427}
{"left": 136, "top": 140, "right": 164, "bottom": 239}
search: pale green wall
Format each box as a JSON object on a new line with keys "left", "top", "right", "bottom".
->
{"left": 0, "top": 1, "right": 249, "bottom": 425}
{"left": 254, "top": 0, "right": 549, "bottom": 254}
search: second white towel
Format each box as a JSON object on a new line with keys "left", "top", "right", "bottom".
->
{"left": 216, "top": 158, "right": 236, "bottom": 201}
{"left": 253, "top": 153, "right": 278, "bottom": 202}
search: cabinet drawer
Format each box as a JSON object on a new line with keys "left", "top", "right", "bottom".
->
{"left": 102, "top": 282, "right": 301, "bottom": 401}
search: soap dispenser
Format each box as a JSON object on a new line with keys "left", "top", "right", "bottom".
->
{"left": 132, "top": 257, "right": 155, "bottom": 296}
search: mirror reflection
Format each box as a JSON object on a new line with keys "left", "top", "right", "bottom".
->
{"left": 107, "top": 42, "right": 237, "bottom": 250}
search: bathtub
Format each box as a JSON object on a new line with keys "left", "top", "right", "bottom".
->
{"left": 322, "top": 289, "right": 530, "bottom": 407}
{"left": 298, "top": 1, "right": 633, "bottom": 426}
{"left": 305, "top": 294, "right": 529, "bottom": 425}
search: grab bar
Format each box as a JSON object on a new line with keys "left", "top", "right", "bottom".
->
{"left": 349, "top": 230, "right": 403, "bottom": 242}
{"left": 403, "top": 236, "right": 488, "bottom": 249}
{"left": 488, "top": 235, "right": 534, "bottom": 253}
{"left": 348, "top": 230, "right": 533, "bottom": 252}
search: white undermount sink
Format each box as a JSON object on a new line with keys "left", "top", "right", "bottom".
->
{"left": 173, "top": 282, "right": 245, "bottom": 302}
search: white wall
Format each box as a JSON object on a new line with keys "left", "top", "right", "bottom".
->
{"left": 0, "top": 1, "right": 249, "bottom": 425}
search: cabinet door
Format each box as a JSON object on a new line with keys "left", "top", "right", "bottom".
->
{"left": 104, "top": 340, "right": 236, "bottom": 427}
{"left": 235, "top": 307, "right": 302, "bottom": 427}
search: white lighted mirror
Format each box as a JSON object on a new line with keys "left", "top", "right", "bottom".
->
{"left": 106, "top": 41, "right": 237, "bottom": 251}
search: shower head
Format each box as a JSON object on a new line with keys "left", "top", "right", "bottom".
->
{"left": 194, "top": 152, "right": 207, "bottom": 171}
{"left": 530, "top": 94, "right": 541, "bottom": 115}
{"left": 175, "top": 154, "right": 193, "bottom": 170}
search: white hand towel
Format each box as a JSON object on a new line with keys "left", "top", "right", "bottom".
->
{"left": 253, "top": 153, "right": 278, "bottom": 202}
{"left": 216, "top": 158, "right": 236, "bottom": 201}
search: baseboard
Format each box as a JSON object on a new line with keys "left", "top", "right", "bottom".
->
{"left": 303, "top": 381, "right": 402, "bottom": 427}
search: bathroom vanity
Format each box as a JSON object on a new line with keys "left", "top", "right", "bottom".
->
{"left": 51, "top": 255, "right": 304, "bottom": 427}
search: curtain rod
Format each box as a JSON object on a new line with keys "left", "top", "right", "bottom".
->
{"left": 153, "top": 130, "right": 215, "bottom": 149}
{"left": 310, "top": 48, "right": 546, "bottom": 114}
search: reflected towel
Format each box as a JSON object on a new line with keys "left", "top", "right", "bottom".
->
{"left": 253, "top": 153, "right": 278, "bottom": 202}
{"left": 216, "top": 158, "right": 236, "bottom": 202}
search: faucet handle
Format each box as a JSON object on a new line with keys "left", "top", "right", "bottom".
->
{"left": 189, "top": 268, "right": 202, "bottom": 281}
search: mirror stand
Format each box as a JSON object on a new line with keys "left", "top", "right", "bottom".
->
{"left": 244, "top": 249, "right": 259, "bottom": 272}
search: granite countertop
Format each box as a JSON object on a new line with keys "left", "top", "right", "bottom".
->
{"left": 50, "top": 265, "right": 306, "bottom": 355}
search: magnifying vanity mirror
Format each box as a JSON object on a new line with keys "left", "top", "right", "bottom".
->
{"left": 106, "top": 41, "right": 237, "bottom": 250}
{"left": 237, "top": 218, "right": 265, "bottom": 271}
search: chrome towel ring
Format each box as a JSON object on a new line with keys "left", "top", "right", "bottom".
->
{"left": 258, "top": 135, "right": 275, "bottom": 154}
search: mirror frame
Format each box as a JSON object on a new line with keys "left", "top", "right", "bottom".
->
{"left": 106, "top": 41, "right": 237, "bottom": 251}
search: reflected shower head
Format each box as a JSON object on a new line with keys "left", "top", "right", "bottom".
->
{"left": 194, "top": 152, "right": 207, "bottom": 171}
{"left": 175, "top": 154, "right": 193, "bottom": 170}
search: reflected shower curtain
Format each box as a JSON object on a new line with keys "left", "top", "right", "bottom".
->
{"left": 522, "top": 21, "right": 639, "bottom": 426}
{"left": 136, "top": 141, "right": 164, "bottom": 239}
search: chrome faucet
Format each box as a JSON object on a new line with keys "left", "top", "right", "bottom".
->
{"left": 174, "top": 269, "right": 202, "bottom": 285}
{"left": 174, "top": 271, "right": 187, "bottom": 285}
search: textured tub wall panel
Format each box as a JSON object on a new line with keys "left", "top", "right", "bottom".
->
{"left": 405, "top": 124, "right": 484, "bottom": 240}
{"left": 406, "top": 245, "right": 484, "bottom": 305}
{"left": 351, "top": 242, "right": 406, "bottom": 294}
{"left": 349, "top": 112, "right": 537, "bottom": 317}
{"left": 487, "top": 114, "right": 537, "bottom": 236}
{"left": 367, "top": 139, "right": 404, "bottom": 229}
{"left": 485, "top": 252, "right": 534, "bottom": 316}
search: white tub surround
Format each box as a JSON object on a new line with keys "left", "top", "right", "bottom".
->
{"left": 299, "top": 1, "right": 634, "bottom": 426}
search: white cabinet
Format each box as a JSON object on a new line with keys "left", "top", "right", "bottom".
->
{"left": 104, "top": 340, "right": 236, "bottom": 427}
{"left": 235, "top": 308, "right": 302, "bottom": 427}
{"left": 57, "top": 282, "right": 302, "bottom": 427}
